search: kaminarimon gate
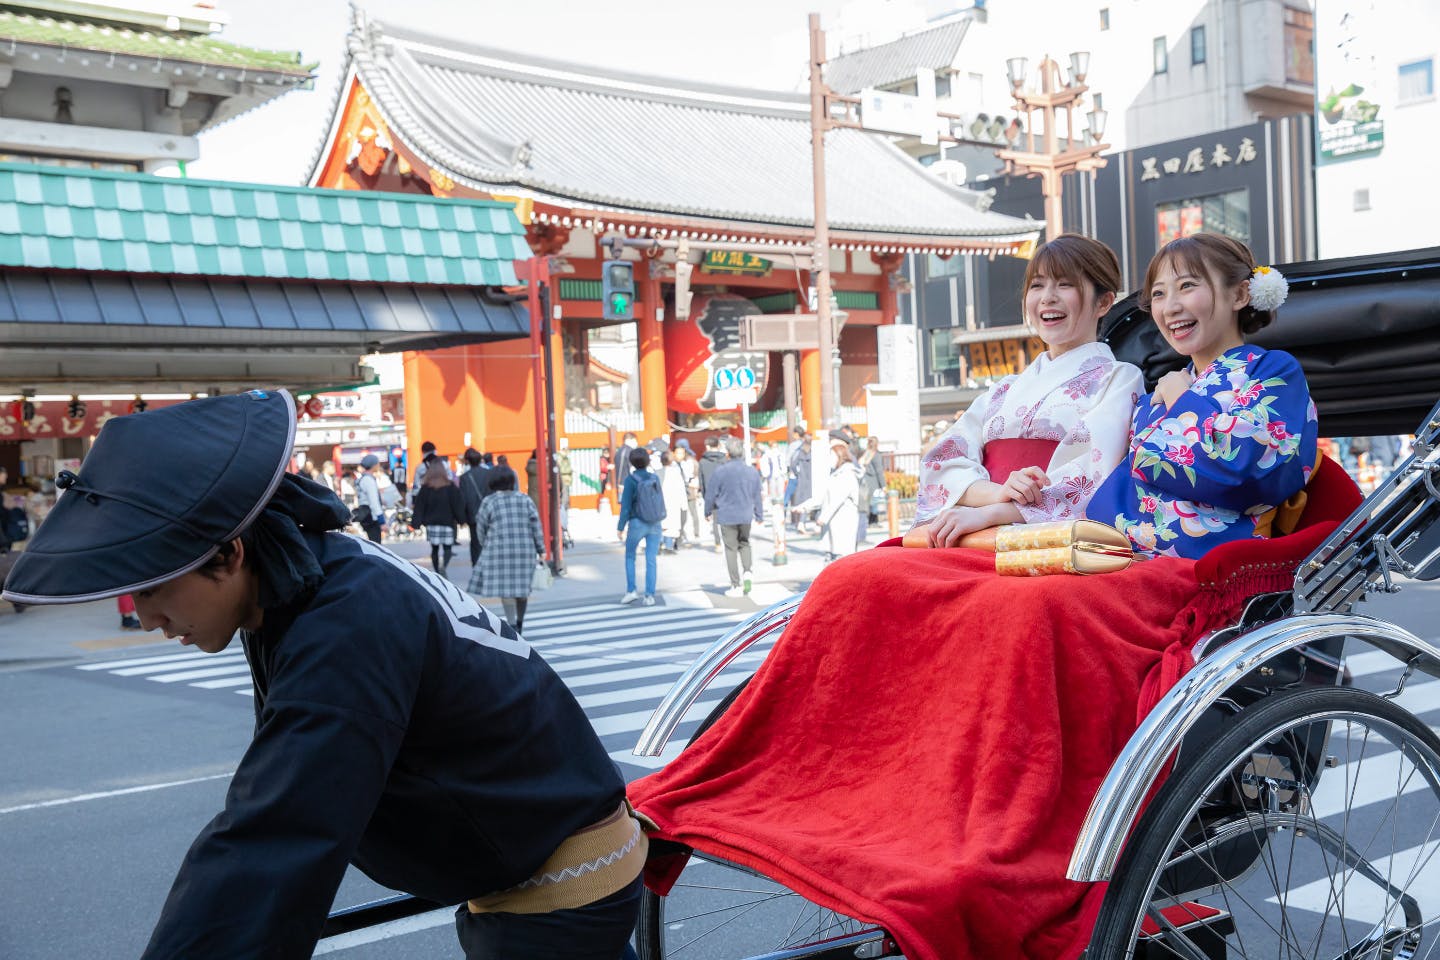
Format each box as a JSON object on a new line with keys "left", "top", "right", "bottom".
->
{"left": 310, "top": 9, "right": 1040, "bottom": 508}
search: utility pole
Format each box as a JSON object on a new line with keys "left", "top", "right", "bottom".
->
{"left": 808, "top": 12, "right": 838, "bottom": 432}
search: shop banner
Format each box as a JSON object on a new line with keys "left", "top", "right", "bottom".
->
{"left": 1316, "top": 1, "right": 1386, "bottom": 164}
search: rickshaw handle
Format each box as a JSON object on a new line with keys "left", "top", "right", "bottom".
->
{"left": 632, "top": 593, "right": 804, "bottom": 757}
{"left": 1066, "top": 612, "right": 1440, "bottom": 882}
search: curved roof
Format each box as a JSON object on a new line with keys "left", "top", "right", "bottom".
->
{"left": 323, "top": 10, "right": 1037, "bottom": 246}
{"left": 825, "top": 19, "right": 971, "bottom": 95}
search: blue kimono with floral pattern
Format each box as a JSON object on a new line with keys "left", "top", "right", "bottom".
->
{"left": 1087, "top": 345, "right": 1318, "bottom": 559}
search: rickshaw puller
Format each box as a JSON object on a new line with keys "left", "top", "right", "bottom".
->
{"left": 1, "top": 389, "right": 643, "bottom": 959}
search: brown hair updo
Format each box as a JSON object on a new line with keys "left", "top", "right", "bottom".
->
{"left": 1140, "top": 233, "right": 1272, "bottom": 335}
{"left": 1021, "top": 233, "right": 1123, "bottom": 302}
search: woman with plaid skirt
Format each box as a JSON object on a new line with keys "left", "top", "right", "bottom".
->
{"left": 412, "top": 462, "right": 467, "bottom": 579}
{"left": 469, "top": 466, "right": 545, "bottom": 632}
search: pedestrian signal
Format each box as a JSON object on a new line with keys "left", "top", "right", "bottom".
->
{"left": 602, "top": 259, "right": 635, "bottom": 321}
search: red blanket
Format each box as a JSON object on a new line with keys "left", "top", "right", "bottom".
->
{"left": 629, "top": 523, "right": 1339, "bottom": 960}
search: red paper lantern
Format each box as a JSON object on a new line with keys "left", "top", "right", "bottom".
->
{"left": 304, "top": 396, "right": 325, "bottom": 419}
{"left": 663, "top": 293, "right": 768, "bottom": 414}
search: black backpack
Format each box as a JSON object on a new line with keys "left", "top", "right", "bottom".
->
{"left": 3, "top": 506, "right": 28, "bottom": 543}
{"left": 633, "top": 472, "right": 667, "bottom": 523}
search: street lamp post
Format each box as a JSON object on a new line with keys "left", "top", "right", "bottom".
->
{"left": 995, "top": 53, "right": 1109, "bottom": 241}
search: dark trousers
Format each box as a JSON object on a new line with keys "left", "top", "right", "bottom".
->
{"left": 721, "top": 522, "right": 752, "bottom": 586}
{"left": 468, "top": 521, "right": 481, "bottom": 565}
{"left": 454, "top": 874, "right": 641, "bottom": 959}
{"left": 361, "top": 519, "right": 383, "bottom": 543}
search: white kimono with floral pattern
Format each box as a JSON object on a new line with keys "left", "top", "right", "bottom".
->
{"left": 915, "top": 342, "right": 1143, "bottom": 525}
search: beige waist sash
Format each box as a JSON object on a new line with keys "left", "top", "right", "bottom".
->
{"left": 466, "top": 801, "right": 648, "bottom": 915}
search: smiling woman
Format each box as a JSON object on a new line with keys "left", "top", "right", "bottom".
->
{"left": 1086, "top": 233, "right": 1317, "bottom": 558}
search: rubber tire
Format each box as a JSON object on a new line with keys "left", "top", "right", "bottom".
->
{"left": 634, "top": 676, "right": 752, "bottom": 960}
{"left": 1087, "top": 686, "right": 1440, "bottom": 959}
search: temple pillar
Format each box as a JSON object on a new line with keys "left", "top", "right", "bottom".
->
{"left": 637, "top": 262, "right": 668, "bottom": 441}
{"left": 871, "top": 252, "right": 905, "bottom": 325}
{"left": 402, "top": 350, "right": 427, "bottom": 484}
{"left": 799, "top": 349, "right": 822, "bottom": 434}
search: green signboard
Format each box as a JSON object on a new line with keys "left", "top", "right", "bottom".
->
{"left": 700, "top": 250, "right": 773, "bottom": 277}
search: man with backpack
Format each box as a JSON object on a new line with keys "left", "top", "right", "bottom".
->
{"left": 616, "top": 447, "right": 664, "bottom": 606}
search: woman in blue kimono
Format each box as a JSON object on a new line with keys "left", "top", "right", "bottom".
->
{"left": 1088, "top": 233, "right": 1317, "bottom": 558}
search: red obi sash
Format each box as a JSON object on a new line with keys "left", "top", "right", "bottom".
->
{"left": 980, "top": 437, "right": 1060, "bottom": 481}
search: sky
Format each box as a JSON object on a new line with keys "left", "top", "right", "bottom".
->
{"left": 189, "top": 0, "right": 851, "bottom": 186}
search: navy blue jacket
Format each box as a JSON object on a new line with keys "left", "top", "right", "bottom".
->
{"left": 704, "top": 458, "right": 765, "bottom": 525}
{"left": 141, "top": 532, "right": 622, "bottom": 959}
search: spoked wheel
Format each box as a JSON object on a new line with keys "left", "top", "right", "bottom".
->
{"left": 634, "top": 678, "right": 900, "bottom": 960}
{"left": 1089, "top": 687, "right": 1440, "bottom": 960}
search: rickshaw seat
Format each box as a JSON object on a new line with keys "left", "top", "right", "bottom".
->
{"left": 1193, "top": 455, "right": 1363, "bottom": 591}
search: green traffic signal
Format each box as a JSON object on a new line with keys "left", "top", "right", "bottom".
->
{"left": 611, "top": 293, "right": 631, "bottom": 314}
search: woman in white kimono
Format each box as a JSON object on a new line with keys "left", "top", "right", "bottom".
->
{"left": 659, "top": 450, "right": 688, "bottom": 552}
{"left": 819, "top": 437, "right": 862, "bottom": 560}
{"left": 913, "top": 234, "right": 1144, "bottom": 546}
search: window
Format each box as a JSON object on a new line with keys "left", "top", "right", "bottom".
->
{"left": 926, "top": 252, "right": 964, "bottom": 280}
{"left": 1099, "top": 7, "right": 1109, "bottom": 30}
{"left": 1191, "top": 25, "right": 1206, "bottom": 65}
{"left": 1153, "top": 37, "right": 1168, "bottom": 75}
{"left": 1284, "top": 7, "right": 1314, "bottom": 85}
{"left": 1155, "top": 189, "right": 1250, "bottom": 247}
{"left": 929, "top": 329, "right": 961, "bottom": 372}
{"left": 1399, "top": 58, "right": 1435, "bottom": 102}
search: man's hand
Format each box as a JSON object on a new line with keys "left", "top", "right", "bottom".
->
{"left": 616, "top": 528, "right": 625, "bottom": 541}
{"left": 1155, "top": 370, "right": 1195, "bottom": 409}
{"left": 1001, "top": 467, "right": 1049, "bottom": 506}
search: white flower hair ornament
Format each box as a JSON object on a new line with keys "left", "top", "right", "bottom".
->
{"left": 1248, "top": 265, "right": 1289, "bottom": 312}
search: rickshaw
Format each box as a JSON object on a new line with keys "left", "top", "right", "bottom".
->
{"left": 623, "top": 245, "right": 1440, "bottom": 960}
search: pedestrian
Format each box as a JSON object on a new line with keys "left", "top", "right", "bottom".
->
{"left": 526, "top": 449, "right": 542, "bottom": 514}
{"left": 469, "top": 466, "right": 546, "bottom": 633}
{"left": 659, "top": 450, "right": 687, "bottom": 552}
{"left": 459, "top": 448, "right": 487, "bottom": 566}
{"left": 613, "top": 432, "right": 638, "bottom": 489}
{"left": 556, "top": 439, "right": 574, "bottom": 549}
{"left": 407, "top": 440, "right": 439, "bottom": 507}
{"left": 673, "top": 441, "right": 701, "bottom": 543}
{"left": 318, "top": 459, "right": 341, "bottom": 497}
{"left": 818, "top": 436, "right": 861, "bottom": 560}
{"left": 413, "top": 461, "right": 467, "bottom": 579}
{"left": 354, "top": 453, "right": 385, "bottom": 543}
{"left": 300, "top": 459, "right": 316, "bottom": 481}
{"left": 855, "top": 436, "right": 886, "bottom": 544}
{"left": 782, "top": 427, "right": 807, "bottom": 514}
{"left": 617, "top": 446, "right": 663, "bottom": 606}
{"left": 787, "top": 435, "right": 815, "bottom": 532}
{"left": 697, "top": 436, "right": 727, "bottom": 550}
{"left": 0, "top": 390, "right": 643, "bottom": 960}
{"left": 703, "top": 439, "right": 764, "bottom": 597}
{"left": 597, "top": 446, "right": 613, "bottom": 512}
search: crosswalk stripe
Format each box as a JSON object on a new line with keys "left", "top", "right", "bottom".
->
{"left": 148, "top": 664, "right": 255, "bottom": 684}
{"left": 522, "top": 610, "right": 743, "bottom": 643}
{"left": 77, "top": 649, "right": 216, "bottom": 671}
{"left": 535, "top": 621, "right": 744, "bottom": 656}
{"left": 542, "top": 629, "right": 743, "bottom": 662}
{"left": 110, "top": 653, "right": 247, "bottom": 677}
{"left": 191, "top": 675, "right": 258, "bottom": 690}
{"left": 1273, "top": 838, "right": 1440, "bottom": 915}
{"left": 575, "top": 669, "right": 753, "bottom": 710}
{"left": 513, "top": 602, "right": 651, "bottom": 624}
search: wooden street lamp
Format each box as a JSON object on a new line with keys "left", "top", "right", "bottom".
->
{"left": 996, "top": 53, "right": 1109, "bottom": 241}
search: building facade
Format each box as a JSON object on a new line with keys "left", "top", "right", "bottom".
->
{"left": 1313, "top": 0, "right": 1440, "bottom": 258}
{"left": 310, "top": 10, "right": 1040, "bottom": 507}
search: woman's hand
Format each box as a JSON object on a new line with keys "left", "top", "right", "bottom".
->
{"left": 925, "top": 504, "right": 997, "bottom": 547}
{"left": 1001, "top": 467, "right": 1049, "bottom": 505}
{"left": 1155, "top": 370, "right": 1195, "bottom": 409}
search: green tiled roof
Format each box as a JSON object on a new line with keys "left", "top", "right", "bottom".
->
{"left": 0, "top": 162, "right": 530, "bottom": 286}
{"left": 0, "top": 9, "right": 315, "bottom": 74}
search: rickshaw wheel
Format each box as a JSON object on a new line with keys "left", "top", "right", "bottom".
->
{"left": 1089, "top": 687, "right": 1440, "bottom": 960}
{"left": 634, "top": 677, "right": 898, "bottom": 960}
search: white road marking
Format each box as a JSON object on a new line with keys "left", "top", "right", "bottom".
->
{"left": 0, "top": 772, "right": 233, "bottom": 816}
{"left": 311, "top": 906, "right": 454, "bottom": 954}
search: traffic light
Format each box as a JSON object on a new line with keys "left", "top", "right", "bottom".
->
{"left": 602, "top": 258, "right": 635, "bottom": 321}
